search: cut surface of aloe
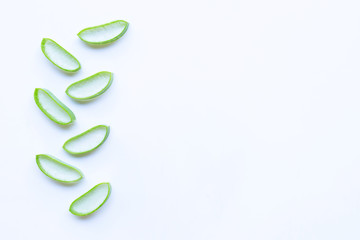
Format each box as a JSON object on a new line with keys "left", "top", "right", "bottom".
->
{"left": 63, "top": 125, "right": 110, "bottom": 155}
{"left": 77, "top": 20, "right": 129, "bottom": 45}
{"left": 41, "top": 38, "right": 81, "bottom": 72}
{"left": 36, "top": 154, "right": 83, "bottom": 183}
{"left": 66, "top": 71, "right": 113, "bottom": 100}
{"left": 69, "top": 182, "right": 111, "bottom": 216}
{"left": 34, "top": 88, "right": 76, "bottom": 125}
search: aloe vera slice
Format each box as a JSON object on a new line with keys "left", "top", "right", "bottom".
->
{"left": 41, "top": 38, "right": 81, "bottom": 72}
{"left": 34, "top": 88, "right": 76, "bottom": 125}
{"left": 69, "top": 182, "right": 111, "bottom": 216}
{"left": 77, "top": 20, "right": 129, "bottom": 45}
{"left": 36, "top": 154, "right": 83, "bottom": 183}
{"left": 63, "top": 125, "right": 110, "bottom": 155}
{"left": 66, "top": 71, "right": 113, "bottom": 100}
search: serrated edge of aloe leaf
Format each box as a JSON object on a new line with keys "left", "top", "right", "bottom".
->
{"left": 69, "top": 182, "right": 111, "bottom": 216}
{"left": 63, "top": 125, "right": 110, "bottom": 155}
{"left": 34, "top": 88, "right": 76, "bottom": 125}
{"left": 41, "top": 38, "right": 81, "bottom": 72}
{"left": 65, "top": 71, "right": 113, "bottom": 100}
{"left": 36, "top": 154, "right": 84, "bottom": 183}
{"left": 77, "top": 20, "right": 129, "bottom": 45}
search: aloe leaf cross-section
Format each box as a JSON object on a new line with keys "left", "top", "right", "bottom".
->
{"left": 34, "top": 88, "right": 76, "bottom": 125}
{"left": 66, "top": 71, "right": 113, "bottom": 100}
{"left": 69, "top": 182, "right": 111, "bottom": 216}
{"left": 41, "top": 38, "right": 81, "bottom": 72}
{"left": 63, "top": 125, "right": 110, "bottom": 155}
{"left": 36, "top": 154, "right": 83, "bottom": 183}
{"left": 77, "top": 20, "right": 129, "bottom": 45}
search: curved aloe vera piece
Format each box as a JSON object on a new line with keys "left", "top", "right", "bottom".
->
{"left": 36, "top": 154, "right": 83, "bottom": 183}
{"left": 66, "top": 71, "right": 113, "bottom": 100}
{"left": 63, "top": 125, "right": 110, "bottom": 155}
{"left": 77, "top": 20, "right": 129, "bottom": 45}
{"left": 34, "top": 88, "right": 76, "bottom": 125}
{"left": 69, "top": 182, "right": 111, "bottom": 216}
{"left": 41, "top": 38, "right": 81, "bottom": 72}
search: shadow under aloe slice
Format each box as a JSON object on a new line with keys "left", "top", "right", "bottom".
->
{"left": 63, "top": 125, "right": 110, "bottom": 155}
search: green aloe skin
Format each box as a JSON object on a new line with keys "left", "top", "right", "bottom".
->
{"left": 63, "top": 125, "right": 110, "bottom": 155}
{"left": 36, "top": 20, "right": 126, "bottom": 216}
{"left": 36, "top": 154, "right": 83, "bottom": 183}
{"left": 66, "top": 71, "right": 113, "bottom": 100}
{"left": 34, "top": 88, "right": 76, "bottom": 125}
{"left": 77, "top": 20, "right": 129, "bottom": 45}
{"left": 41, "top": 38, "right": 81, "bottom": 72}
{"left": 69, "top": 182, "right": 111, "bottom": 216}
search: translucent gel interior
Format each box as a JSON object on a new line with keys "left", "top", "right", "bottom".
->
{"left": 38, "top": 155, "right": 81, "bottom": 182}
{"left": 71, "top": 183, "right": 109, "bottom": 214}
{"left": 65, "top": 126, "right": 107, "bottom": 153}
{"left": 67, "top": 72, "right": 111, "bottom": 99}
{"left": 37, "top": 89, "right": 71, "bottom": 123}
{"left": 43, "top": 39, "right": 79, "bottom": 70}
{"left": 79, "top": 21, "right": 127, "bottom": 43}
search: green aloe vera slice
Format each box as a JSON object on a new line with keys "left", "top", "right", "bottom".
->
{"left": 77, "top": 20, "right": 129, "bottom": 45}
{"left": 69, "top": 182, "right": 111, "bottom": 216}
{"left": 66, "top": 71, "right": 113, "bottom": 100}
{"left": 41, "top": 38, "right": 81, "bottom": 72}
{"left": 63, "top": 125, "right": 110, "bottom": 155}
{"left": 36, "top": 154, "right": 83, "bottom": 183}
{"left": 34, "top": 88, "right": 76, "bottom": 125}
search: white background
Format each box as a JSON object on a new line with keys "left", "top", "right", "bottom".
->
{"left": 1, "top": 0, "right": 360, "bottom": 239}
